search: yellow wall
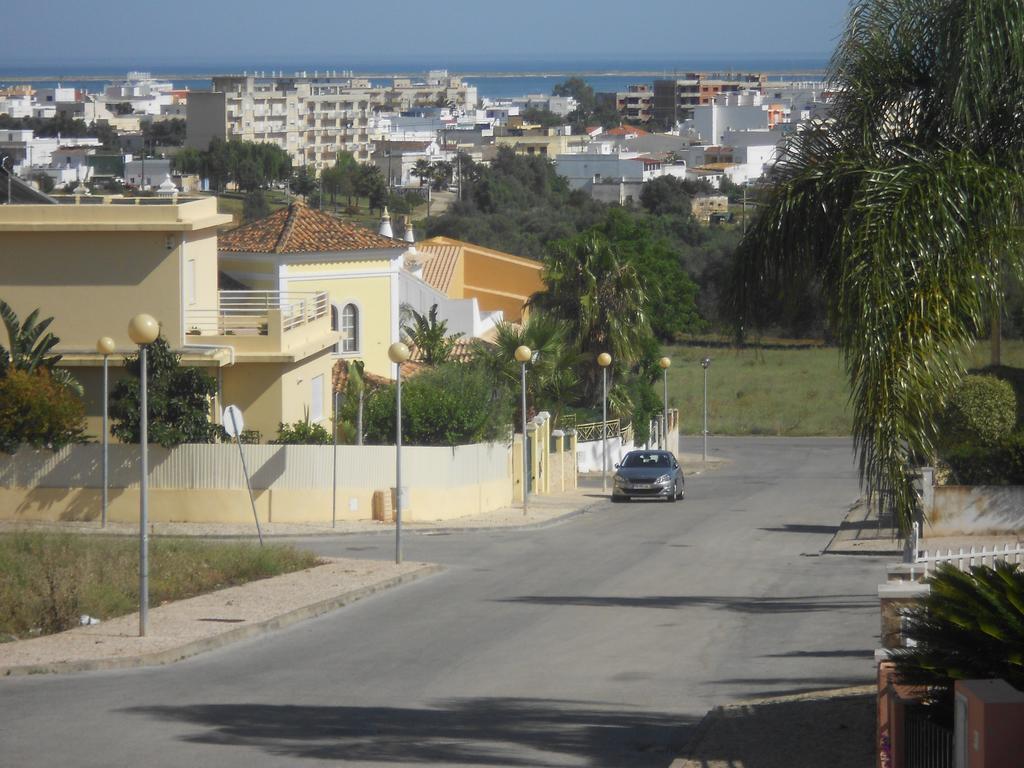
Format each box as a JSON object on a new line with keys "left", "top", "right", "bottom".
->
{"left": 0, "top": 480, "right": 513, "bottom": 525}
{"left": 284, "top": 265, "right": 396, "bottom": 377}
{"left": 218, "top": 253, "right": 279, "bottom": 291}
{"left": 220, "top": 349, "right": 336, "bottom": 441}
{"left": 1, "top": 230, "right": 185, "bottom": 349}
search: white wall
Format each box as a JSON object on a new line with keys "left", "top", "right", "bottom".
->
{"left": 399, "top": 270, "right": 501, "bottom": 339}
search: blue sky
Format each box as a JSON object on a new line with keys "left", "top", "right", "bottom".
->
{"left": 9, "top": 0, "right": 852, "bottom": 70}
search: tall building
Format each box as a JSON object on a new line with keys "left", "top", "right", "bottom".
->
{"left": 186, "top": 71, "right": 478, "bottom": 169}
{"left": 652, "top": 73, "right": 767, "bottom": 126}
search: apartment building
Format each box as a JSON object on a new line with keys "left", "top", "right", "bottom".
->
{"left": 611, "top": 85, "right": 654, "bottom": 124}
{"left": 652, "top": 72, "right": 768, "bottom": 125}
{"left": 0, "top": 196, "right": 340, "bottom": 442}
{"left": 186, "top": 71, "right": 477, "bottom": 170}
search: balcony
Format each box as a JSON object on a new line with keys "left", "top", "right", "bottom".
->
{"left": 185, "top": 290, "right": 335, "bottom": 359}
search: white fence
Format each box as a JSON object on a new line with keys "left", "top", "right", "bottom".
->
{"left": 910, "top": 523, "right": 1024, "bottom": 578}
{"left": 0, "top": 442, "right": 510, "bottom": 492}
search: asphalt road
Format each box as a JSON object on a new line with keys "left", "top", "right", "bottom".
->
{"left": 2, "top": 437, "right": 887, "bottom": 767}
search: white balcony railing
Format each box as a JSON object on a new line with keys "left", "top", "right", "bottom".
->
{"left": 186, "top": 290, "right": 329, "bottom": 337}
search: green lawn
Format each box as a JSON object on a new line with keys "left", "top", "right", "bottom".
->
{"left": 0, "top": 533, "right": 320, "bottom": 641}
{"left": 663, "top": 339, "right": 1024, "bottom": 437}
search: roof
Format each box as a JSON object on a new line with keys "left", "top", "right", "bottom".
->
{"left": 417, "top": 235, "right": 541, "bottom": 293}
{"left": 409, "top": 337, "right": 480, "bottom": 364}
{"left": 378, "top": 140, "right": 433, "bottom": 152}
{"left": 605, "top": 125, "right": 650, "bottom": 137}
{"left": 219, "top": 201, "right": 402, "bottom": 254}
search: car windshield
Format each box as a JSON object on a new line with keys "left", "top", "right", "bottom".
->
{"left": 620, "top": 452, "right": 671, "bottom": 469}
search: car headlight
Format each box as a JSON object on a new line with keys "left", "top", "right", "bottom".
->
{"left": 613, "top": 475, "right": 626, "bottom": 486}
{"left": 655, "top": 474, "right": 672, "bottom": 484}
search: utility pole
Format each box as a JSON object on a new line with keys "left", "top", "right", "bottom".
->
{"left": 742, "top": 185, "right": 747, "bottom": 234}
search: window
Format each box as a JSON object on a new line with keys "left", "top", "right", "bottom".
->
{"left": 311, "top": 375, "right": 324, "bottom": 421}
{"left": 340, "top": 303, "right": 358, "bottom": 353}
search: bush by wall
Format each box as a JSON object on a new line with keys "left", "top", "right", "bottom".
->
{"left": 941, "top": 431, "right": 1024, "bottom": 485}
{"left": 270, "top": 418, "right": 332, "bottom": 445}
{"left": 364, "top": 363, "right": 512, "bottom": 446}
{"left": 0, "top": 369, "right": 86, "bottom": 454}
{"left": 938, "top": 375, "right": 1017, "bottom": 448}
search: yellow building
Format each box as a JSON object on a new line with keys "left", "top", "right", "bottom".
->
{"left": 416, "top": 236, "right": 544, "bottom": 323}
{"left": 219, "top": 202, "right": 407, "bottom": 377}
{"left": 0, "top": 196, "right": 340, "bottom": 442}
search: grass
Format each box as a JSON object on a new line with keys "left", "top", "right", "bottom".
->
{"left": 663, "top": 339, "right": 1024, "bottom": 437}
{"left": 0, "top": 533, "right": 321, "bottom": 642}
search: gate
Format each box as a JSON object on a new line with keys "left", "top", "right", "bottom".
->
{"left": 904, "top": 704, "right": 953, "bottom": 768}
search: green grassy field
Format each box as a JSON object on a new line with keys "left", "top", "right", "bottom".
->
{"left": 0, "top": 534, "right": 320, "bottom": 641}
{"left": 663, "top": 339, "right": 1024, "bottom": 437}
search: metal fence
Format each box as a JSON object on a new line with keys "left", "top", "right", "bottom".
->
{"left": 0, "top": 442, "right": 510, "bottom": 492}
{"left": 904, "top": 704, "right": 953, "bottom": 768}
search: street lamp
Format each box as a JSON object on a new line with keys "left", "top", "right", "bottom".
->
{"left": 128, "top": 313, "right": 159, "bottom": 637}
{"left": 96, "top": 336, "right": 116, "bottom": 528}
{"left": 514, "top": 344, "right": 532, "bottom": 512}
{"left": 659, "top": 356, "right": 671, "bottom": 451}
{"left": 701, "top": 357, "right": 712, "bottom": 465}
{"left": 388, "top": 341, "right": 411, "bottom": 564}
{"left": 597, "top": 352, "right": 612, "bottom": 493}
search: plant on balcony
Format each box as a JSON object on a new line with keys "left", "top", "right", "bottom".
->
{"left": 109, "top": 336, "right": 219, "bottom": 447}
{"left": 892, "top": 562, "right": 1024, "bottom": 702}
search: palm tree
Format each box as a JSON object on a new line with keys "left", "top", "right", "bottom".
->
{"left": 411, "top": 158, "right": 433, "bottom": 188}
{"left": 893, "top": 562, "right": 1024, "bottom": 701}
{"left": 402, "top": 304, "right": 463, "bottom": 365}
{"left": 731, "top": 0, "right": 1024, "bottom": 533}
{"left": 0, "top": 299, "right": 61, "bottom": 374}
{"left": 472, "top": 314, "right": 580, "bottom": 427}
{"left": 529, "top": 232, "right": 651, "bottom": 404}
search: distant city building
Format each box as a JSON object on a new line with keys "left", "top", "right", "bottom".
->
{"left": 186, "top": 71, "right": 478, "bottom": 169}
{"left": 652, "top": 72, "right": 768, "bottom": 125}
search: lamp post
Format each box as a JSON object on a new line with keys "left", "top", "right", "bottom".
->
{"left": 388, "top": 341, "right": 411, "bottom": 564}
{"left": 2, "top": 156, "right": 11, "bottom": 205}
{"left": 659, "top": 356, "right": 671, "bottom": 452}
{"left": 514, "top": 344, "right": 532, "bottom": 512}
{"left": 701, "top": 357, "right": 712, "bottom": 465}
{"left": 96, "top": 336, "right": 116, "bottom": 528}
{"left": 128, "top": 314, "right": 159, "bottom": 637}
{"left": 597, "top": 352, "right": 612, "bottom": 493}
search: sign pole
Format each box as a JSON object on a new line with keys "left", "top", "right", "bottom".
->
{"left": 225, "top": 405, "right": 262, "bottom": 545}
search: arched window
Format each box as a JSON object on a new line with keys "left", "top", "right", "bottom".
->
{"left": 340, "top": 303, "right": 359, "bottom": 353}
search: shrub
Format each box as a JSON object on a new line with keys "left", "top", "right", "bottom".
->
{"left": 271, "top": 418, "right": 332, "bottom": 445}
{"left": 942, "top": 431, "right": 1024, "bottom": 484}
{"left": 364, "top": 363, "right": 512, "bottom": 446}
{"left": 939, "top": 375, "right": 1016, "bottom": 448}
{"left": 893, "top": 562, "right": 1024, "bottom": 702}
{"left": 0, "top": 369, "right": 86, "bottom": 454}
{"left": 110, "top": 336, "right": 219, "bottom": 447}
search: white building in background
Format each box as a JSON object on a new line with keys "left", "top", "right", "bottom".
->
{"left": 508, "top": 94, "right": 578, "bottom": 116}
{"left": 685, "top": 92, "right": 783, "bottom": 144}
{"left": 554, "top": 142, "right": 685, "bottom": 192}
{"left": 0, "top": 92, "right": 33, "bottom": 119}
{"left": 102, "top": 72, "right": 174, "bottom": 116}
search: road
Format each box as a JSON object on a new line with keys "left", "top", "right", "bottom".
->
{"left": 1, "top": 438, "right": 887, "bottom": 767}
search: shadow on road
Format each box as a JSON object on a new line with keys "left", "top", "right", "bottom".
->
{"left": 497, "top": 593, "right": 877, "bottom": 614}
{"left": 122, "top": 697, "right": 695, "bottom": 766}
{"left": 758, "top": 524, "right": 840, "bottom": 535}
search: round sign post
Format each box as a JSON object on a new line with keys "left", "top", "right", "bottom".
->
{"left": 223, "top": 405, "right": 262, "bottom": 545}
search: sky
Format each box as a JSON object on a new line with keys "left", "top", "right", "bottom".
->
{"left": 6, "top": 0, "right": 852, "bottom": 72}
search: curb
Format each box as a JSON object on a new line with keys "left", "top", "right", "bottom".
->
{"left": 670, "top": 685, "right": 876, "bottom": 767}
{"left": 2, "top": 501, "right": 603, "bottom": 542}
{"left": 0, "top": 563, "right": 444, "bottom": 678}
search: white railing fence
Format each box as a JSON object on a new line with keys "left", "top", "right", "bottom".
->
{"left": 910, "top": 523, "right": 1024, "bottom": 578}
{"left": 186, "top": 290, "right": 328, "bottom": 336}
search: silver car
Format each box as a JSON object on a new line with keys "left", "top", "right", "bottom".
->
{"left": 611, "top": 450, "right": 684, "bottom": 502}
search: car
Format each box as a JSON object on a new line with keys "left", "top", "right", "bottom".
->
{"left": 611, "top": 449, "right": 684, "bottom": 502}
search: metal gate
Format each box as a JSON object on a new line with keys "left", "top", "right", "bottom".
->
{"left": 905, "top": 704, "right": 953, "bottom": 768}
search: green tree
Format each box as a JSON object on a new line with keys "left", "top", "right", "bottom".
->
{"left": 552, "top": 77, "right": 596, "bottom": 123}
{"left": 109, "top": 336, "right": 219, "bottom": 447}
{"left": 0, "top": 369, "right": 86, "bottom": 454}
{"left": 731, "top": 0, "right": 1024, "bottom": 532}
{"left": 529, "top": 231, "right": 652, "bottom": 403}
{"left": 411, "top": 158, "right": 433, "bottom": 188}
{"left": 242, "top": 190, "right": 270, "bottom": 222}
{"left": 639, "top": 176, "right": 694, "bottom": 217}
{"left": 289, "top": 166, "right": 317, "bottom": 198}
{"left": 402, "top": 304, "right": 463, "bottom": 365}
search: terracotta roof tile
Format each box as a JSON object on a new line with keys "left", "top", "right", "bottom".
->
{"left": 220, "top": 201, "right": 402, "bottom": 254}
{"left": 418, "top": 244, "right": 461, "bottom": 293}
